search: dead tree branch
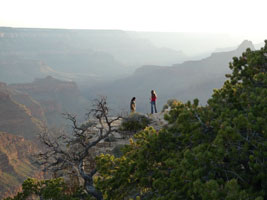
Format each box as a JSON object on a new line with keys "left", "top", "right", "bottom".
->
{"left": 37, "top": 96, "right": 121, "bottom": 200}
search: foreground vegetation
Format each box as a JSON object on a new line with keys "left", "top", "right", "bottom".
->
{"left": 6, "top": 41, "right": 267, "bottom": 200}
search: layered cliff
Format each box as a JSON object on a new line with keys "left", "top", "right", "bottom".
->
{"left": 0, "top": 83, "right": 43, "bottom": 139}
{"left": 0, "top": 79, "right": 88, "bottom": 198}
{"left": 6, "top": 86, "right": 47, "bottom": 123}
{"left": 0, "top": 132, "right": 43, "bottom": 199}
{"left": 10, "top": 76, "right": 88, "bottom": 127}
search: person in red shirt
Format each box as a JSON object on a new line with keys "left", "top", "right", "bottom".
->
{"left": 150, "top": 90, "right": 157, "bottom": 114}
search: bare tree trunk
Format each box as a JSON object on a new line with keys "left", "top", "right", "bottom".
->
{"left": 79, "top": 161, "right": 103, "bottom": 200}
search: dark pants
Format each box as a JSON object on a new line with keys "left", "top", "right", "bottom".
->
{"left": 151, "top": 101, "right": 157, "bottom": 114}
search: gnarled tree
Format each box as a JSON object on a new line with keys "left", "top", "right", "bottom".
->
{"left": 37, "top": 97, "right": 121, "bottom": 200}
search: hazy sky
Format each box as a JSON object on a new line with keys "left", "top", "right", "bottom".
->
{"left": 0, "top": 0, "right": 267, "bottom": 35}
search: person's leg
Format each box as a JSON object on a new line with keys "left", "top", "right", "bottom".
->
{"left": 151, "top": 102, "right": 154, "bottom": 114}
{"left": 154, "top": 102, "right": 157, "bottom": 113}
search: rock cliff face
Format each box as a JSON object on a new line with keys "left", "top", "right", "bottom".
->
{"left": 0, "top": 84, "right": 43, "bottom": 139}
{"left": 10, "top": 76, "right": 88, "bottom": 127}
{"left": 0, "top": 132, "right": 43, "bottom": 199}
{"left": 0, "top": 79, "right": 88, "bottom": 198}
{"left": 6, "top": 86, "right": 47, "bottom": 123}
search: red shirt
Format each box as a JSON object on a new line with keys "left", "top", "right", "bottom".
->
{"left": 151, "top": 95, "right": 157, "bottom": 102}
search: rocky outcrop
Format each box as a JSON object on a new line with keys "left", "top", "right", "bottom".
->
{"left": 0, "top": 132, "right": 43, "bottom": 199}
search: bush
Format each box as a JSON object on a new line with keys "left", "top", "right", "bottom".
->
{"left": 111, "top": 144, "right": 125, "bottom": 158}
{"left": 120, "top": 113, "right": 151, "bottom": 133}
{"left": 162, "top": 99, "right": 182, "bottom": 112}
{"left": 4, "top": 178, "right": 90, "bottom": 200}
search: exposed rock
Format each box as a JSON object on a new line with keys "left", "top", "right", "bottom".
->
{"left": 0, "top": 132, "right": 43, "bottom": 199}
{"left": 148, "top": 112, "right": 168, "bottom": 131}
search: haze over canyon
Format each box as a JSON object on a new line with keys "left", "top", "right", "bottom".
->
{"left": 0, "top": 27, "right": 265, "bottom": 198}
